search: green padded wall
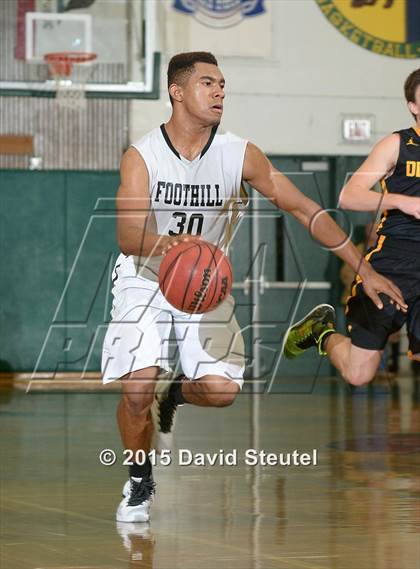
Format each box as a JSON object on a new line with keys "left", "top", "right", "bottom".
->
{"left": 0, "top": 171, "right": 66, "bottom": 371}
{"left": 0, "top": 171, "right": 119, "bottom": 373}
{"left": 0, "top": 158, "right": 366, "bottom": 379}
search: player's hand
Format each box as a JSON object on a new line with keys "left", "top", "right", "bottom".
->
{"left": 359, "top": 265, "right": 407, "bottom": 312}
{"left": 162, "top": 234, "right": 202, "bottom": 256}
{"left": 399, "top": 196, "right": 420, "bottom": 219}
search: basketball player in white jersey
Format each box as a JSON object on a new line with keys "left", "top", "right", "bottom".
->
{"left": 102, "top": 52, "right": 406, "bottom": 523}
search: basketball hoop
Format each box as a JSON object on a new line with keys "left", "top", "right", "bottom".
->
{"left": 44, "top": 52, "right": 97, "bottom": 110}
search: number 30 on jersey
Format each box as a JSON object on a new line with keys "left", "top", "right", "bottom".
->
{"left": 168, "top": 212, "right": 204, "bottom": 236}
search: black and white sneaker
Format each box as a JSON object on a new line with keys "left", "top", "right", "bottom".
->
{"left": 116, "top": 476, "right": 155, "bottom": 523}
{"left": 151, "top": 373, "right": 182, "bottom": 452}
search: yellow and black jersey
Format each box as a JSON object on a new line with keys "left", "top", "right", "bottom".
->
{"left": 378, "top": 126, "right": 420, "bottom": 242}
{"left": 345, "top": 237, "right": 420, "bottom": 359}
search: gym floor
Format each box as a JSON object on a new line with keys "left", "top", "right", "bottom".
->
{"left": 0, "top": 376, "right": 419, "bottom": 569}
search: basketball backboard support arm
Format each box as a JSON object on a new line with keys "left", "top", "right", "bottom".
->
{"left": 0, "top": 0, "right": 160, "bottom": 100}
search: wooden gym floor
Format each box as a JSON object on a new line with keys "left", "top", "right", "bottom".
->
{"left": 0, "top": 376, "right": 419, "bottom": 569}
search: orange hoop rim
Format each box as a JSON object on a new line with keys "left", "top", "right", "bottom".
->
{"left": 44, "top": 51, "right": 97, "bottom": 64}
{"left": 44, "top": 51, "right": 97, "bottom": 78}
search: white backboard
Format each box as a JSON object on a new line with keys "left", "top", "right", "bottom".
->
{"left": 26, "top": 12, "right": 92, "bottom": 62}
{"left": 0, "top": 0, "right": 158, "bottom": 98}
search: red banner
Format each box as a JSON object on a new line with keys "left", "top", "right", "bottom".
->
{"left": 15, "top": 0, "right": 35, "bottom": 60}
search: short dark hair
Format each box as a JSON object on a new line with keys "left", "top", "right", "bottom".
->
{"left": 404, "top": 68, "right": 420, "bottom": 119}
{"left": 167, "top": 51, "right": 218, "bottom": 103}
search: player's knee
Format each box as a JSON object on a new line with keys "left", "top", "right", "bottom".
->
{"left": 344, "top": 367, "right": 374, "bottom": 387}
{"left": 121, "top": 381, "right": 155, "bottom": 416}
{"left": 208, "top": 391, "right": 237, "bottom": 407}
{"left": 200, "top": 379, "right": 239, "bottom": 407}
{"left": 119, "top": 370, "right": 158, "bottom": 415}
{"left": 122, "top": 392, "right": 153, "bottom": 416}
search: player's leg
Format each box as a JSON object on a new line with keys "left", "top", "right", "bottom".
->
{"left": 322, "top": 333, "right": 382, "bottom": 386}
{"left": 117, "top": 366, "right": 159, "bottom": 464}
{"left": 152, "top": 295, "right": 245, "bottom": 440}
{"left": 283, "top": 303, "right": 388, "bottom": 386}
{"left": 152, "top": 373, "right": 240, "bottom": 448}
{"left": 176, "top": 294, "right": 244, "bottom": 406}
{"left": 115, "top": 367, "right": 160, "bottom": 523}
{"left": 283, "top": 295, "right": 403, "bottom": 386}
{"left": 284, "top": 237, "right": 412, "bottom": 384}
{"left": 102, "top": 275, "right": 173, "bottom": 522}
{"left": 337, "top": 255, "right": 406, "bottom": 384}
{"left": 173, "top": 373, "right": 240, "bottom": 407}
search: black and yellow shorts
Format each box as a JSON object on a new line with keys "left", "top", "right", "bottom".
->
{"left": 345, "top": 236, "right": 420, "bottom": 360}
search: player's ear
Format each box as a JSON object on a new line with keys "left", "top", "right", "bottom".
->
{"left": 407, "top": 100, "right": 418, "bottom": 118}
{"left": 169, "top": 83, "right": 183, "bottom": 103}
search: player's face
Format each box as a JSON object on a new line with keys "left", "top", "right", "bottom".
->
{"left": 182, "top": 63, "right": 226, "bottom": 125}
{"left": 408, "top": 85, "right": 420, "bottom": 123}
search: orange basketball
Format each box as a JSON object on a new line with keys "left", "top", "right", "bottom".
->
{"left": 159, "top": 240, "right": 233, "bottom": 314}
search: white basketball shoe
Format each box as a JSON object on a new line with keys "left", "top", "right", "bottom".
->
{"left": 116, "top": 476, "right": 155, "bottom": 523}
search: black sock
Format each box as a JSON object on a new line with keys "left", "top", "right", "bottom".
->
{"left": 129, "top": 456, "right": 152, "bottom": 479}
{"left": 169, "top": 374, "right": 186, "bottom": 405}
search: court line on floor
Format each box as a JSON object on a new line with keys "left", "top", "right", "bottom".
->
{"left": 2, "top": 497, "right": 115, "bottom": 525}
{"left": 150, "top": 529, "right": 338, "bottom": 569}
{"left": 2, "top": 497, "right": 338, "bottom": 569}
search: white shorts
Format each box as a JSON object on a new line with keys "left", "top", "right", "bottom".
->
{"left": 101, "top": 273, "right": 245, "bottom": 388}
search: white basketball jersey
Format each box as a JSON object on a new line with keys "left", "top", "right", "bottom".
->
{"left": 116, "top": 124, "right": 248, "bottom": 281}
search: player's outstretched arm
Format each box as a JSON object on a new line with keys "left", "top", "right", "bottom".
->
{"left": 116, "top": 148, "right": 193, "bottom": 256}
{"left": 242, "top": 142, "right": 407, "bottom": 311}
{"left": 339, "top": 134, "right": 420, "bottom": 218}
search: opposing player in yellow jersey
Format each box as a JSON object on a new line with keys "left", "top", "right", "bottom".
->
{"left": 285, "top": 68, "right": 420, "bottom": 384}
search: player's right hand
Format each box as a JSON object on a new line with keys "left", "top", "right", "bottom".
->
{"left": 399, "top": 196, "right": 420, "bottom": 219}
{"left": 360, "top": 265, "right": 407, "bottom": 312}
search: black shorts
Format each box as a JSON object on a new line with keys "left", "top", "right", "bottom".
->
{"left": 345, "top": 236, "right": 420, "bottom": 359}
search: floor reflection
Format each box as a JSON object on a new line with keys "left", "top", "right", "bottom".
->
{"left": 116, "top": 522, "right": 155, "bottom": 567}
{"left": 0, "top": 375, "right": 418, "bottom": 568}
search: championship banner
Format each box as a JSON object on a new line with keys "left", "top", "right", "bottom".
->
{"left": 316, "top": 0, "right": 420, "bottom": 59}
{"left": 173, "top": 0, "right": 265, "bottom": 28}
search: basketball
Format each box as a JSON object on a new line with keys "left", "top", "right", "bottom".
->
{"left": 159, "top": 240, "right": 233, "bottom": 314}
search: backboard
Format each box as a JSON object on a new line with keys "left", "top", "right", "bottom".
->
{"left": 0, "top": 0, "right": 159, "bottom": 99}
{"left": 25, "top": 12, "right": 93, "bottom": 62}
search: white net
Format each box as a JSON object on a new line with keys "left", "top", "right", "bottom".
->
{"left": 54, "top": 78, "right": 87, "bottom": 111}
{"left": 45, "top": 53, "right": 97, "bottom": 111}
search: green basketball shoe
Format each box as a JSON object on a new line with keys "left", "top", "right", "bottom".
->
{"left": 283, "top": 304, "right": 336, "bottom": 359}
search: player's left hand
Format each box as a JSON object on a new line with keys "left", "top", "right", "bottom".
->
{"left": 162, "top": 234, "right": 202, "bottom": 256}
{"left": 360, "top": 265, "right": 407, "bottom": 312}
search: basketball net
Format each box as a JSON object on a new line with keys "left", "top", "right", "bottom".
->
{"left": 44, "top": 52, "right": 97, "bottom": 111}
